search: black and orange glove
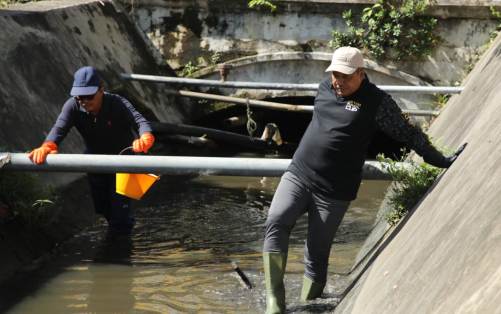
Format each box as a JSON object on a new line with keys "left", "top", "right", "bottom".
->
{"left": 28, "top": 141, "right": 58, "bottom": 164}
{"left": 132, "top": 132, "right": 155, "bottom": 153}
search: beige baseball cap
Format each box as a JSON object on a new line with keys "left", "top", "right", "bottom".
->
{"left": 325, "top": 47, "right": 364, "bottom": 74}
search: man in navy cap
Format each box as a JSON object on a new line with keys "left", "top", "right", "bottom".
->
{"left": 29, "top": 66, "right": 155, "bottom": 235}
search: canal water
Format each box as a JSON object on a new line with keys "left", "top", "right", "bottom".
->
{"left": 4, "top": 175, "right": 389, "bottom": 313}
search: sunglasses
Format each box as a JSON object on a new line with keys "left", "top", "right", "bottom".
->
{"left": 75, "top": 93, "right": 97, "bottom": 102}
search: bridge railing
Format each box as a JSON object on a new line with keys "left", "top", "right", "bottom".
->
{"left": 121, "top": 73, "right": 463, "bottom": 94}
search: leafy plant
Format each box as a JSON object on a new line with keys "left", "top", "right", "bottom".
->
{"left": 178, "top": 52, "right": 224, "bottom": 77}
{"left": 180, "top": 61, "right": 200, "bottom": 77}
{"left": 378, "top": 153, "right": 442, "bottom": 226}
{"left": 248, "top": 0, "right": 277, "bottom": 13}
{"left": 210, "top": 51, "right": 222, "bottom": 65}
{"left": 331, "top": 0, "right": 439, "bottom": 61}
{"left": 433, "top": 93, "right": 450, "bottom": 109}
{"left": 0, "top": 172, "right": 55, "bottom": 226}
{"left": 489, "top": 6, "right": 501, "bottom": 41}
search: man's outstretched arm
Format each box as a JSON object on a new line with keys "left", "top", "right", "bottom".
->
{"left": 375, "top": 94, "right": 466, "bottom": 168}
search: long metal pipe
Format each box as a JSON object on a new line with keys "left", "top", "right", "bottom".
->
{"left": 0, "top": 153, "right": 411, "bottom": 180}
{"left": 121, "top": 73, "right": 464, "bottom": 94}
{"left": 166, "top": 89, "right": 439, "bottom": 116}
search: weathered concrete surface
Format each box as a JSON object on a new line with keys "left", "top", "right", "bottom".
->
{"left": 0, "top": 0, "right": 189, "bottom": 160}
{"left": 335, "top": 32, "right": 501, "bottom": 314}
{"left": 124, "top": 0, "right": 501, "bottom": 85}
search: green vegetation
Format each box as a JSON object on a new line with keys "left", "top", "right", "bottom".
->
{"left": 0, "top": 0, "right": 41, "bottom": 8}
{"left": 179, "top": 52, "right": 224, "bottom": 77}
{"left": 248, "top": 0, "right": 277, "bottom": 12}
{"left": 378, "top": 153, "right": 441, "bottom": 226}
{"left": 211, "top": 51, "right": 222, "bottom": 65}
{"left": 330, "top": 0, "right": 439, "bottom": 61}
{"left": 0, "top": 172, "right": 56, "bottom": 227}
{"left": 433, "top": 93, "right": 451, "bottom": 109}
{"left": 180, "top": 61, "right": 200, "bottom": 77}
{"left": 490, "top": 6, "right": 501, "bottom": 41}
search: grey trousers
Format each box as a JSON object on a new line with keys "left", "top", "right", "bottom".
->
{"left": 263, "top": 171, "right": 350, "bottom": 283}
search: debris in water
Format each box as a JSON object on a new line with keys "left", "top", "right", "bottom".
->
{"left": 231, "top": 261, "right": 253, "bottom": 289}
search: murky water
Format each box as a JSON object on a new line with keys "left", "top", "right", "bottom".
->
{"left": 4, "top": 175, "right": 389, "bottom": 314}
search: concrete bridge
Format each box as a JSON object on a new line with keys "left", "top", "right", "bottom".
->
{"left": 126, "top": 0, "right": 501, "bottom": 86}
{"left": 188, "top": 51, "right": 441, "bottom": 110}
{"left": 121, "top": 0, "right": 501, "bottom": 110}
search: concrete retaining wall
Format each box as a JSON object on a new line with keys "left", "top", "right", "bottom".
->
{"left": 0, "top": 0, "right": 189, "bottom": 158}
{"left": 335, "top": 32, "right": 501, "bottom": 314}
{"left": 124, "top": 0, "right": 501, "bottom": 86}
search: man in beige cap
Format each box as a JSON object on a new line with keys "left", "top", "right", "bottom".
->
{"left": 261, "top": 46, "right": 466, "bottom": 313}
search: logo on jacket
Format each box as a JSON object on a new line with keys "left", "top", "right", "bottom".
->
{"left": 345, "top": 100, "right": 362, "bottom": 112}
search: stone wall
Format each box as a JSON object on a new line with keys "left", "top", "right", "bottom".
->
{"left": 123, "top": 0, "right": 501, "bottom": 86}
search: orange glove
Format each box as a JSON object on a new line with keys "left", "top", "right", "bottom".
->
{"left": 28, "top": 141, "right": 58, "bottom": 164}
{"left": 132, "top": 132, "right": 155, "bottom": 153}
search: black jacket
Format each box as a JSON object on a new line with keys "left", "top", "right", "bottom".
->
{"left": 289, "top": 76, "right": 445, "bottom": 200}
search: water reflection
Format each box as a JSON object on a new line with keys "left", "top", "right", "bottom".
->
{"left": 6, "top": 176, "right": 389, "bottom": 313}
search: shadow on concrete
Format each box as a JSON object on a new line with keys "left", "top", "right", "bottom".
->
{"left": 287, "top": 303, "right": 337, "bottom": 313}
{"left": 335, "top": 169, "right": 448, "bottom": 305}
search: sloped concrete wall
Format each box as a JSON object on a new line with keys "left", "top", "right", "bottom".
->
{"left": 0, "top": 0, "right": 194, "bottom": 285}
{"left": 0, "top": 0, "right": 189, "bottom": 157}
{"left": 335, "top": 32, "right": 501, "bottom": 314}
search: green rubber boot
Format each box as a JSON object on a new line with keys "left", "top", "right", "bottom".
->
{"left": 300, "top": 275, "right": 325, "bottom": 301}
{"left": 263, "top": 252, "right": 287, "bottom": 314}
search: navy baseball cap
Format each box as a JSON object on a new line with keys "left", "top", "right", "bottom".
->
{"left": 70, "top": 66, "right": 101, "bottom": 96}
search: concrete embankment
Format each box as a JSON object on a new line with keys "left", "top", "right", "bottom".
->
{"left": 0, "top": 0, "right": 189, "bottom": 163}
{"left": 0, "top": 0, "right": 188, "bottom": 285}
{"left": 335, "top": 32, "right": 501, "bottom": 314}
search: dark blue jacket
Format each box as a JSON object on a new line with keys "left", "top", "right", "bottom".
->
{"left": 46, "top": 92, "right": 152, "bottom": 155}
